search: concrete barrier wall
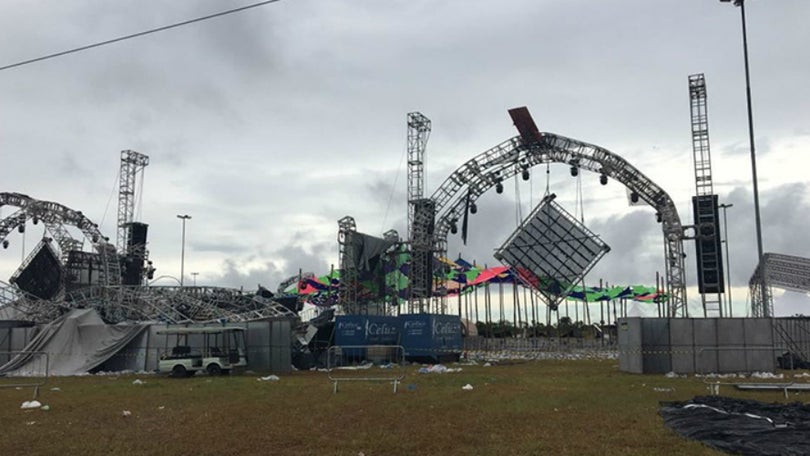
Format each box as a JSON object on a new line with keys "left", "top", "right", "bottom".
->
{"left": 619, "top": 317, "right": 778, "bottom": 374}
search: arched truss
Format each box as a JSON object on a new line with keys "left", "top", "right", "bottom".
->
{"left": 430, "top": 133, "right": 687, "bottom": 317}
{"left": 0, "top": 192, "right": 120, "bottom": 287}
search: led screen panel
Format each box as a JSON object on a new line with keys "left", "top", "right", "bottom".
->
{"left": 11, "top": 239, "right": 64, "bottom": 300}
{"left": 494, "top": 194, "right": 609, "bottom": 306}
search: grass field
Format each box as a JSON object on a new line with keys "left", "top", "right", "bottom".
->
{"left": 1, "top": 359, "right": 805, "bottom": 455}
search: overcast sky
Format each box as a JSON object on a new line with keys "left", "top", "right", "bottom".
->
{"left": 1, "top": 0, "right": 808, "bottom": 316}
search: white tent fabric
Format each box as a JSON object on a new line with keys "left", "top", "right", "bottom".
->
{"left": 0, "top": 308, "right": 146, "bottom": 376}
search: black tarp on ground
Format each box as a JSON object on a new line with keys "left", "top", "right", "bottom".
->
{"left": 660, "top": 395, "right": 810, "bottom": 456}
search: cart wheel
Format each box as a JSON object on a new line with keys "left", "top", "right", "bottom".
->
{"left": 171, "top": 365, "right": 187, "bottom": 378}
{"left": 207, "top": 364, "right": 222, "bottom": 376}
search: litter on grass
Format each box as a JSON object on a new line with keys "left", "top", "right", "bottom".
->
{"left": 20, "top": 400, "right": 42, "bottom": 409}
{"left": 132, "top": 379, "right": 144, "bottom": 385}
{"left": 122, "top": 410, "right": 132, "bottom": 417}
{"left": 335, "top": 362, "right": 373, "bottom": 370}
{"left": 417, "top": 364, "right": 463, "bottom": 374}
{"left": 462, "top": 384, "right": 474, "bottom": 391}
{"left": 258, "top": 375, "right": 280, "bottom": 381}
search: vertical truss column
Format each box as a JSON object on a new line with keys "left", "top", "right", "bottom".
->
{"left": 337, "top": 216, "right": 358, "bottom": 314}
{"left": 407, "top": 112, "right": 433, "bottom": 313}
{"left": 117, "top": 150, "right": 150, "bottom": 254}
{"left": 407, "top": 112, "right": 431, "bottom": 241}
{"left": 689, "top": 74, "right": 724, "bottom": 317}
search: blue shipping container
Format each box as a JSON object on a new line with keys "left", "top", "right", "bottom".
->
{"left": 334, "top": 315, "right": 400, "bottom": 359}
{"left": 400, "top": 314, "right": 462, "bottom": 362}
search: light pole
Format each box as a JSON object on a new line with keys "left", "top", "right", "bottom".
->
{"left": 719, "top": 203, "right": 734, "bottom": 316}
{"left": 177, "top": 214, "right": 191, "bottom": 287}
{"left": 719, "top": 0, "right": 767, "bottom": 315}
{"left": 191, "top": 272, "right": 199, "bottom": 287}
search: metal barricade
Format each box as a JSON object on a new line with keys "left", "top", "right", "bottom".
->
{"left": 327, "top": 345, "right": 405, "bottom": 393}
{"left": 0, "top": 351, "right": 49, "bottom": 399}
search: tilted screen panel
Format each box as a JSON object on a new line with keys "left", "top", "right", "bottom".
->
{"left": 495, "top": 195, "right": 610, "bottom": 308}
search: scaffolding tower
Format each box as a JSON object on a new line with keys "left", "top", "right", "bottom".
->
{"left": 116, "top": 150, "right": 150, "bottom": 254}
{"left": 689, "top": 74, "right": 724, "bottom": 317}
{"left": 406, "top": 112, "right": 434, "bottom": 313}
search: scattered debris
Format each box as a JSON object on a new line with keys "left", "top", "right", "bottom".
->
{"left": 653, "top": 387, "right": 675, "bottom": 393}
{"left": 483, "top": 362, "right": 492, "bottom": 367}
{"left": 20, "top": 400, "right": 42, "bottom": 410}
{"left": 50, "top": 387, "right": 61, "bottom": 391}
{"left": 40, "top": 405, "right": 50, "bottom": 411}
{"left": 751, "top": 372, "right": 784, "bottom": 380}
{"left": 132, "top": 379, "right": 144, "bottom": 385}
{"left": 462, "top": 384, "right": 474, "bottom": 391}
{"left": 664, "top": 371, "right": 683, "bottom": 378}
{"left": 258, "top": 375, "right": 280, "bottom": 382}
{"left": 122, "top": 410, "right": 132, "bottom": 417}
{"left": 418, "top": 364, "right": 463, "bottom": 374}
{"left": 26, "top": 421, "right": 36, "bottom": 426}
{"left": 335, "top": 362, "right": 373, "bottom": 370}
{"left": 158, "top": 406, "right": 165, "bottom": 410}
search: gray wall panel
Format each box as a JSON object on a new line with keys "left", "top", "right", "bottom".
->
{"left": 618, "top": 318, "right": 642, "bottom": 374}
{"left": 669, "top": 319, "right": 694, "bottom": 346}
{"left": 717, "top": 349, "right": 746, "bottom": 373}
{"left": 717, "top": 319, "right": 745, "bottom": 346}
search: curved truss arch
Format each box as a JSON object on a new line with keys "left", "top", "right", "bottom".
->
{"left": 430, "top": 133, "right": 687, "bottom": 316}
{"left": 0, "top": 192, "right": 120, "bottom": 287}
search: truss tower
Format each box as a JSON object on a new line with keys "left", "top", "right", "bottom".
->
{"left": 689, "top": 74, "right": 724, "bottom": 317}
{"left": 117, "top": 150, "right": 149, "bottom": 254}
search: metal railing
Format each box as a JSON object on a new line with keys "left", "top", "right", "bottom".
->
{"left": 326, "top": 345, "right": 405, "bottom": 393}
{"left": 0, "top": 351, "right": 49, "bottom": 400}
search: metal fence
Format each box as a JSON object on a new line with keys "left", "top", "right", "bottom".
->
{"left": 0, "top": 351, "right": 49, "bottom": 399}
{"left": 327, "top": 345, "right": 405, "bottom": 393}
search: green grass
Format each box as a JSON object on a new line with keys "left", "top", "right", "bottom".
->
{"left": 1, "top": 360, "right": 805, "bottom": 455}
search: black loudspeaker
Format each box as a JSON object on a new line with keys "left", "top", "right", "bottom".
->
{"left": 411, "top": 199, "right": 435, "bottom": 298}
{"left": 127, "top": 223, "right": 148, "bottom": 248}
{"left": 692, "top": 195, "right": 725, "bottom": 294}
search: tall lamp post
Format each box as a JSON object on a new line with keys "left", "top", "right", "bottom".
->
{"left": 719, "top": 203, "right": 734, "bottom": 316}
{"left": 720, "top": 0, "right": 767, "bottom": 315}
{"left": 177, "top": 214, "right": 191, "bottom": 287}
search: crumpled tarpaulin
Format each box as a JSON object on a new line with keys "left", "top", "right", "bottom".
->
{"left": 660, "top": 395, "right": 810, "bottom": 456}
{"left": 0, "top": 308, "right": 147, "bottom": 376}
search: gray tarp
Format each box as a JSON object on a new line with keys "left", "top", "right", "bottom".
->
{"left": 0, "top": 308, "right": 146, "bottom": 376}
{"left": 350, "top": 232, "right": 395, "bottom": 273}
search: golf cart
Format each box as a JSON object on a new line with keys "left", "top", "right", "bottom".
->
{"left": 157, "top": 327, "right": 248, "bottom": 377}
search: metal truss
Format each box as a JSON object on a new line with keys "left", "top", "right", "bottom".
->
{"left": 117, "top": 150, "right": 149, "bottom": 254}
{"left": 0, "top": 284, "right": 299, "bottom": 325}
{"left": 429, "top": 133, "right": 688, "bottom": 317}
{"left": 337, "top": 216, "right": 359, "bottom": 314}
{"left": 0, "top": 192, "right": 120, "bottom": 287}
{"left": 689, "top": 74, "right": 723, "bottom": 317}
{"left": 0, "top": 280, "right": 65, "bottom": 322}
{"left": 407, "top": 112, "right": 431, "bottom": 243}
{"left": 749, "top": 253, "right": 810, "bottom": 317}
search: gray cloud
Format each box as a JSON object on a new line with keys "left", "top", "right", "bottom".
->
{"left": 1, "top": 0, "right": 808, "bottom": 300}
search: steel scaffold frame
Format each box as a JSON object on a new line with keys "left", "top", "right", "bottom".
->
{"left": 429, "top": 132, "right": 688, "bottom": 317}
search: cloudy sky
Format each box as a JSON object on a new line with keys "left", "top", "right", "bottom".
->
{"left": 1, "top": 0, "right": 808, "bottom": 317}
